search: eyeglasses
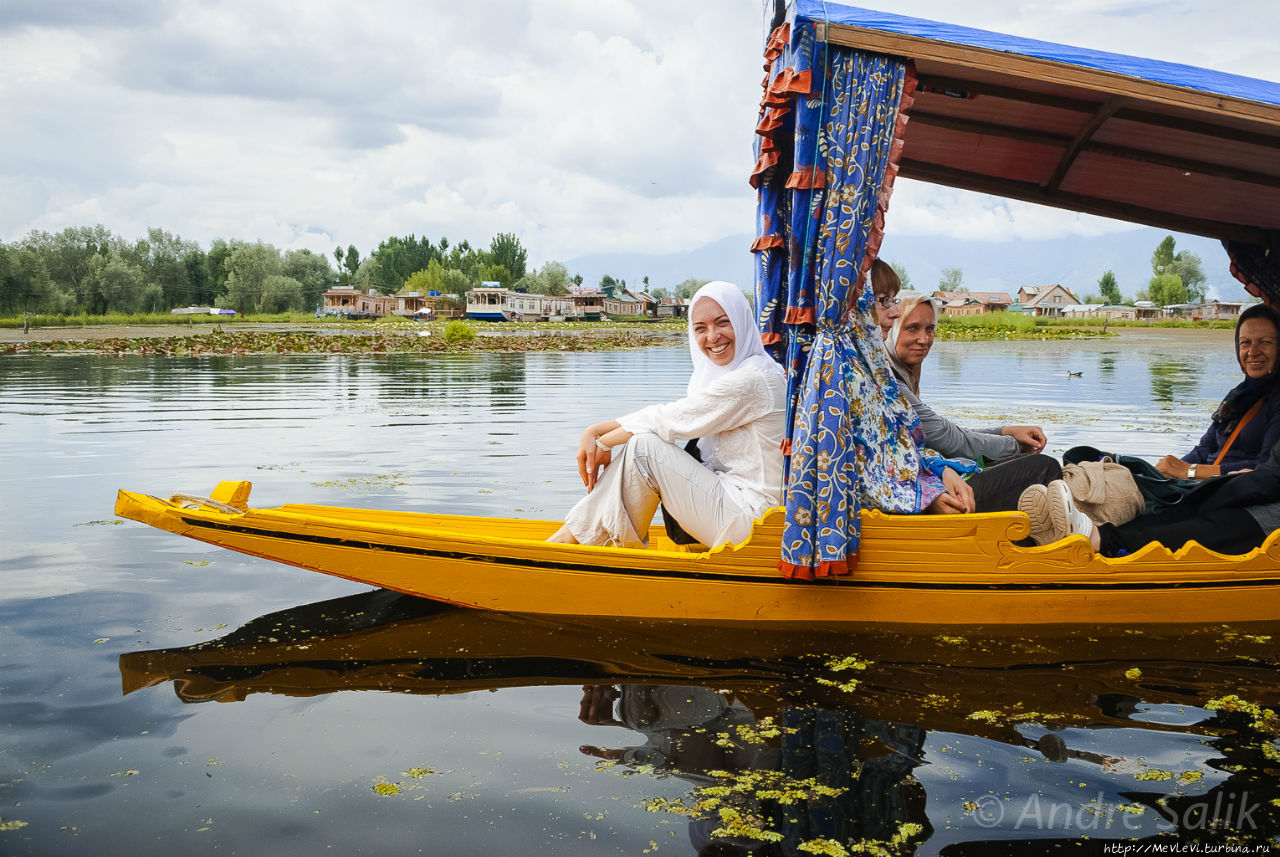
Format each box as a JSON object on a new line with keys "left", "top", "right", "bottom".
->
{"left": 875, "top": 295, "right": 900, "bottom": 309}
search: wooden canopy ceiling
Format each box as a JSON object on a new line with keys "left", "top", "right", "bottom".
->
{"left": 816, "top": 15, "right": 1280, "bottom": 247}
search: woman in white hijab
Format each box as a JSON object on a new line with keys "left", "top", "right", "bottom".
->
{"left": 547, "top": 281, "right": 787, "bottom": 548}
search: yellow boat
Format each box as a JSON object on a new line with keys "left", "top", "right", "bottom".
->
{"left": 115, "top": 7, "right": 1280, "bottom": 623}
{"left": 114, "top": 481, "right": 1280, "bottom": 625}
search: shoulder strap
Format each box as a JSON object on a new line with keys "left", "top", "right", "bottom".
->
{"left": 1212, "top": 397, "right": 1266, "bottom": 465}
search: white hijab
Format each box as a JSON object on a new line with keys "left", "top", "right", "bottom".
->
{"left": 685, "top": 281, "right": 784, "bottom": 397}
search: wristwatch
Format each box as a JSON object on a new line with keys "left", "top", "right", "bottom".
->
{"left": 1187, "top": 464, "right": 1198, "bottom": 479}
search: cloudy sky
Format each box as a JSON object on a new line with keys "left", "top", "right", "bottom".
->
{"left": 2, "top": 0, "right": 1277, "bottom": 267}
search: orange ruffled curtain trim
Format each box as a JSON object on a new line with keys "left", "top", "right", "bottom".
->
{"left": 764, "top": 23, "right": 789, "bottom": 62}
{"left": 779, "top": 559, "right": 851, "bottom": 582}
{"left": 749, "top": 150, "right": 780, "bottom": 189}
{"left": 783, "top": 306, "right": 816, "bottom": 325}
{"left": 750, "top": 235, "right": 783, "bottom": 252}
{"left": 785, "top": 168, "right": 826, "bottom": 190}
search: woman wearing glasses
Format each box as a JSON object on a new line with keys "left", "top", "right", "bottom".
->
{"left": 886, "top": 294, "right": 1060, "bottom": 513}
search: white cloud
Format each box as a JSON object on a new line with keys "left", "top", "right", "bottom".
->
{"left": 1, "top": 0, "right": 1276, "bottom": 266}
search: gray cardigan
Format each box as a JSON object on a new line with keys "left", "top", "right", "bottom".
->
{"left": 902, "top": 387, "right": 1019, "bottom": 462}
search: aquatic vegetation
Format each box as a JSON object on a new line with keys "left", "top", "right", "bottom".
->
{"left": 8, "top": 325, "right": 677, "bottom": 356}
{"left": 712, "top": 717, "right": 786, "bottom": 748}
{"left": 1133, "top": 768, "right": 1205, "bottom": 784}
{"left": 937, "top": 313, "right": 1107, "bottom": 341}
{"left": 1205, "top": 695, "right": 1280, "bottom": 734}
{"left": 1125, "top": 668, "right": 1143, "bottom": 680}
{"left": 0, "top": 819, "right": 30, "bottom": 831}
{"left": 373, "top": 781, "right": 401, "bottom": 796}
{"left": 795, "top": 821, "right": 924, "bottom": 856}
{"left": 403, "top": 767, "right": 435, "bottom": 779}
{"left": 643, "top": 768, "right": 847, "bottom": 844}
{"left": 443, "top": 320, "right": 476, "bottom": 344}
{"left": 311, "top": 473, "right": 410, "bottom": 492}
{"left": 812, "top": 655, "right": 872, "bottom": 692}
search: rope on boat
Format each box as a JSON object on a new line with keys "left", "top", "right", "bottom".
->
{"left": 169, "top": 494, "right": 244, "bottom": 515}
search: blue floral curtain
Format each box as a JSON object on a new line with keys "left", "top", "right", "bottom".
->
{"left": 753, "top": 21, "right": 949, "bottom": 580}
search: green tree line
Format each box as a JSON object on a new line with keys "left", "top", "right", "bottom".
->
{"left": 0, "top": 226, "right": 557, "bottom": 317}
{"left": 1085, "top": 236, "right": 1207, "bottom": 306}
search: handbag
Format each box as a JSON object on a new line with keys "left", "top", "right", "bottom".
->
{"left": 1063, "top": 446, "right": 1198, "bottom": 515}
{"left": 1060, "top": 458, "right": 1144, "bottom": 525}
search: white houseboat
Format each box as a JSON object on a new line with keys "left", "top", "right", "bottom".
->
{"left": 465, "top": 285, "right": 579, "bottom": 321}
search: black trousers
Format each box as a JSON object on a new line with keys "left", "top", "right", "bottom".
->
{"left": 969, "top": 454, "right": 1062, "bottom": 513}
{"left": 1098, "top": 507, "right": 1265, "bottom": 557}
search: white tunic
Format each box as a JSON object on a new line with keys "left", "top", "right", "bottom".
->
{"left": 617, "top": 366, "right": 787, "bottom": 520}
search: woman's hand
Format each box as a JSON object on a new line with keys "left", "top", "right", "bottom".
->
{"left": 574, "top": 420, "right": 631, "bottom": 491}
{"left": 1155, "top": 455, "right": 1188, "bottom": 478}
{"left": 1003, "top": 425, "right": 1047, "bottom": 453}
{"left": 578, "top": 433, "right": 613, "bottom": 491}
{"left": 1156, "top": 456, "right": 1219, "bottom": 480}
{"left": 927, "top": 467, "right": 975, "bottom": 515}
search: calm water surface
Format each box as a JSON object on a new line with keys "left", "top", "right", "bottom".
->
{"left": 2, "top": 331, "right": 1278, "bottom": 856}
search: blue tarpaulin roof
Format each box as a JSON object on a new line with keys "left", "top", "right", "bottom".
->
{"left": 785, "top": 1, "right": 1280, "bottom": 243}
{"left": 795, "top": 1, "right": 1280, "bottom": 107}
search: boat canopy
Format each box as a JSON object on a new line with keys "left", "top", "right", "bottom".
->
{"left": 792, "top": 0, "right": 1280, "bottom": 247}
{"left": 753, "top": 3, "right": 1280, "bottom": 578}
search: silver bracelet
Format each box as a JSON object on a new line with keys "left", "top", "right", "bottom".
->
{"left": 594, "top": 436, "right": 611, "bottom": 451}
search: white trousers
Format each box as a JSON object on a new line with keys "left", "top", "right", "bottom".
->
{"left": 563, "top": 433, "right": 755, "bottom": 548}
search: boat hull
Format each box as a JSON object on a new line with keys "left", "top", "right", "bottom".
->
{"left": 114, "top": 482, "right": 1280, "bottom": 625}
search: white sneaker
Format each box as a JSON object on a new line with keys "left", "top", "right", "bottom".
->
{"left": 1019, "top": 480, "right": 1094, "bottom": 545}
{"left": 1018, "top": 483, "right": 1053, "bottom": 545}
{"left": 1048, "top": 479, "right": 1095, "bottom": 542}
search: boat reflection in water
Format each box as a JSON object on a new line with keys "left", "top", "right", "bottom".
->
{"left": 120, "top": 591, "right": 1280, "bottom": 853}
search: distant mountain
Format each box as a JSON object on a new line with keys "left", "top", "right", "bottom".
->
{"left": 564, "top": 226, "right": 1248, "bottom": 302}
{"left": 563, "top": 234, "right": 756, "bottom": 294}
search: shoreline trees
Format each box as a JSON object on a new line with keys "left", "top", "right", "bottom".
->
{"left": 0, "top": 226, "right": 565, "bottom": 318}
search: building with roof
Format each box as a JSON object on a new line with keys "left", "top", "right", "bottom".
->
{"left": 321, "top": 287, "right": 397, "bottom": 317}
{"left": 932, "top": 291, "right": 1013, "bottom": 316}
{"left": 1018, "top": 285, "right": 1081, "bottom": 317}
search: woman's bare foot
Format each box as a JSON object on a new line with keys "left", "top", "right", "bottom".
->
{"left": 546, "top": 524, "right": 580, "bottom": 544}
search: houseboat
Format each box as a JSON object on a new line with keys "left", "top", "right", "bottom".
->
{"left": 465, "top": 285, "right": 579, "bottom": 321}
{"left": 319, "top": 287, "right": 396, "bottom": 318}
{"left": 570, "top": 291, "right": 605, "bottom": 321}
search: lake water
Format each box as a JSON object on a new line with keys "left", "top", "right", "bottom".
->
{"left": 2, "top": 330, "right": 1278, "bottom": 855}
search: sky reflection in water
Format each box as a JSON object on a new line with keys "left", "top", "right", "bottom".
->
{"left": 1, "top": 335, "right": 1278, "bottom": 855}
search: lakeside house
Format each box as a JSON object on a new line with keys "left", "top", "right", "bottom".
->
{"left": 932, "top": 290, "right": 1013, "bottom": 316}
{"left": 1166, "top": 301, "right": 1247, "bottom": 321}
{"left": 1018, "top": 284, "right": 1081, "bottom": 317}
{"left": 571, "top": 292, "right": 605, "bottom": 321}
{"left": 603, "top": 291, "right": 643, "bottom": 317}
{"left": 320, "top": 287, "right": 397, "bottom": 317}
{"left": 658, "top": 297, "right": 688, "bottom": 319}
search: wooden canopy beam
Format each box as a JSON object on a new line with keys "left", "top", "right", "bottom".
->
{"left": 915, "top": 74, "right": 1280, "bottom": 151}
{"left": 915, "top": 73, "right": 1098, "bottom": 114}
{"left": 898, "top": 158, "right": 1273, "bottom": 245}
{"left": 909, "top": 111, "right": 1280, "bottom": 189}
{"left": 1047, "top": 95, "right": 1128, "bottom": 192}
